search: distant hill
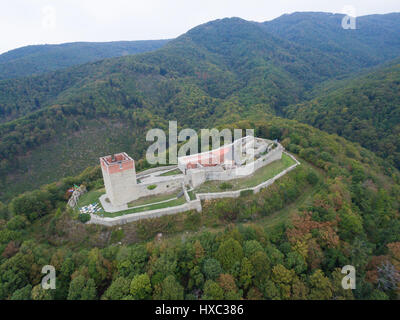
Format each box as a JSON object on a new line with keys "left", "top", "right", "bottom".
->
{"left": 0, "top": 40, "right": 170, "bottom": 80}
{"left": 264, "top": 12, "right": 400, "bottom": 69}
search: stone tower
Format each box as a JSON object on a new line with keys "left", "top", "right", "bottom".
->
{"left": 100, "top": 152, "right": 137, "bottom": 206}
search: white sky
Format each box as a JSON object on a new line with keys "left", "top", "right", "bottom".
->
{"left": 1, "top": 0, "right": 399, "bottom": 54}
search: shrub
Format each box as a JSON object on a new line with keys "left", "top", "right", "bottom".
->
{"left": 130, "top": 274, "right": 152, "bottom": 300}
{"left": 287, "top": 144, "right": 300, "bottom": 154}
{"left": 147, "top": 185, "right": 157, "bottom": 190}
{"left": 306, "top": 171, "right": 319, "bottom": 185}
{"left": 219, "top": 182, "right": 233, "bottom": 190}
{"left": 184, "top": 211, "right": 201, "bottom": 231}
{"left": 203, "top": 280, "right": 224, "bottom": 300}
{"left": 240, "top": 190, "right": 253, "bottom": 197}
{"left": 10, "top": 190, "right": 53, "bottom": 221}
{"left": 203, "top": 258, "right": 222, "bottom": 280}
{"left": 111, "top": 229, "right": 124, "bottom": 243}
{"left": 78, "top": 213, "right": 91, "bottom": 223}
{"left": 0, "top": 202, "right": 8, "bottom": 219}
{"left": 7, "top": 215, "right": 29, "bottom": 231}
{"left": 216, "top": 238, "right": 243, "bottom": 271}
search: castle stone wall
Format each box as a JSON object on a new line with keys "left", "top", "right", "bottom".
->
{"left": 187, "top": 145, "right": 283, "bottom": 184}
{"left": 88, "top": 199, "right": 202, "bottom": 227}
{"left": 136, "top": 165, "right": 178, "bottom": 178}
{"left": 89, "top": 152, "right": 300, "bottom": 227}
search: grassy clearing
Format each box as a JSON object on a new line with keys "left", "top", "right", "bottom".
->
{"left": 75, "top": 188, "right": 105, "bottom": 217}
{"left": 128, "top": 191, "right": 179, "bottom": 208}
{"left": 77, "top": 189, "right": 105, "bottom": 208}
{"left": 188, "top": 190, "right": 196, "bottom": 200}
{"left": 76, "top": 187, "right": 186, "bottom": 218}
{"left": 195, "top": 153, "right": 296, "bottom": 193}
{"left": 260, "top": 159, "right": 324, "bottom": 231}
{"left": 261, "top": 182, "right": 321, "bottom": 231}
{"left": 104, "top": 196, "right": 187, "bottom": 217}
{"left": 159, "top": 168, "right": 182, "bottom": 176}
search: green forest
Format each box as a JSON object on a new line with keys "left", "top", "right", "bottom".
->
{"left": 0, "top": 12, "right": 399, "bottom": 300}
{"left": 1, "top": 14, "right": 400, "bottom": 201}
{"left": 0, "top": 40, "right": 169, "bottom": 81}
{"left": 0, "top": 119, "right": 399, "bottom": 300}
{"left": 285, "top": 63, "right": 400, "bottom": 170}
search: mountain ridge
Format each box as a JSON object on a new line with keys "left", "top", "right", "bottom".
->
{"left": 0, "top": 12, "right": 399, "bottom": 200}
{"left": 0, "top": 40, "right": 170, "bottom": 80}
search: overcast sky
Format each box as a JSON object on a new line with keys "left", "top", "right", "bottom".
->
{"left": 1, "top": 0, "right": 399, "bottom": 54}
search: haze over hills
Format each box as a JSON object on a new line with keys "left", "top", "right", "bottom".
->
{"left": 0, "top": 40, "right": 170, "bottom": 80}
{"left": 0, "top": 12, "right": 400, "bottom": 201}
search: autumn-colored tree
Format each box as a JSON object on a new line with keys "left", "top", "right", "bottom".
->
{"left": 194, "top": 240, "right": 205, "bottom": 264}
{"left": 1, "top": 240, "right": 19, "bottom": 258}
{"left": 307, "top": 238, "right": 324, "bottom": 269}
{"left": 365, "top": 255, "right": 389, "bottom": 284}
{"left": 387, "top": 242, "right": 400, "bottom": 270}
{"left": 287, "top": 212, "right": 339, "bottom": 249}
{"left": 218, "top": 274, "right": 239, "bottom": 299}
{"left": 246, "top": 287, "right": 263, "bottom": 300}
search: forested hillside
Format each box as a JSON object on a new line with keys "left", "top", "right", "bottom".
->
{"left": 285, "top": 63, "right": 400, "bottom": 169}
{"left": 1, "top": 12, "right": 400, "bottom": 300}
{"left": 1, "top": 13, "right": 399, "bottom": 201}
{"left": 0, "top": 40, "right": 169, "bottom": 80}
{"left": 264, "top": 12, "right": 400, "bottom": 69}
{"left": 0, "top": 119, "right": 399, "bottom": 300}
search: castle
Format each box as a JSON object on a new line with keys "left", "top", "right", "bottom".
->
{"left": 100, "top": 136, "right": 283, "bottom": 208}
